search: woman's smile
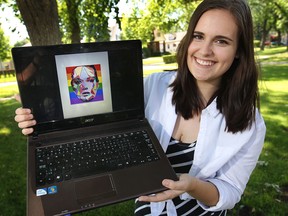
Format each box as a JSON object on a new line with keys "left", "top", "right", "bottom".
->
{"left": 194, "top": 57, "right": 215, "bottom": 66}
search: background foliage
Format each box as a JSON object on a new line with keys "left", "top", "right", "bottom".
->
{"left": 0, "top": 0, "right": 286, "bottom": 49}
{"left": 120, "top": 0, "right": 199, "bottom": 42}
{"left": 0, "top": 25, "right": 10, "bottom": 60}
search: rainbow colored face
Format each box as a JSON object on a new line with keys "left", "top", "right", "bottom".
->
{"left": 71, "top": 66, "right": 99, "bottom": 102}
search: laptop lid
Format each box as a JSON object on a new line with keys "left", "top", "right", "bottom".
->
{"left": 12, "top": 40, "right": 144, "bottom": 136}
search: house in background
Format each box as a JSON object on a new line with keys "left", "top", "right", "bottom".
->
{"left": 147, "top": 29, "right": 186, "bottom": 55}
{"left": 0, "top": 60, "right": 15, "bottom": 78}
{"left": 162, "top": 32, "right": 186, "bottom": 53}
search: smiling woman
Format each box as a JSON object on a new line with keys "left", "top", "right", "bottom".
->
{"left": 136, "top": 0, "right": 266, "bottom": 215}
{"left": 14, "top": 0, "right": 266, "bottom": 215}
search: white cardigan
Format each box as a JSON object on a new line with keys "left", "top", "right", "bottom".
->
{"left": 143, "top": 72, "right": 266, "bottom": 212}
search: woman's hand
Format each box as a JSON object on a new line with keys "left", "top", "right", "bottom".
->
{"left": 139, "top": 173, "right": 219, "bottom": 206}
{"left": 138, "top": 174, "right": 197, "bottom": 202}
{"left": 14, "top": 107, "right": 36, "bottom": 135}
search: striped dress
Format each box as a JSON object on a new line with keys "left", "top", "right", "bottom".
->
{"left": 134, "top": 138, "right": 227, "bottom": 216}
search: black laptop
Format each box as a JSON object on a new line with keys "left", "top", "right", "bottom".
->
{"left": 12, "top": 40, "right": 177, "bottom": 216}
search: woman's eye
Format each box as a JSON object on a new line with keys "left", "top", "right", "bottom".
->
{"left": 215, "top": 39, "right": 228, "bottom": 45}
{"left": 193, "top": 34, "right": 203, "bottom": 40}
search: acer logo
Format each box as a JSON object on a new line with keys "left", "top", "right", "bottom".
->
{"left": 84, "top": 118, "right": 94, "bottom": 123}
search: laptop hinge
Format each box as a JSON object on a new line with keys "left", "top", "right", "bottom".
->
{"left": 31, "top": 131, "right": 39, "bottom": 140}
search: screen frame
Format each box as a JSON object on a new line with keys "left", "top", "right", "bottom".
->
{"left": 12, "top": 40, "right": 144, "bottom": 135}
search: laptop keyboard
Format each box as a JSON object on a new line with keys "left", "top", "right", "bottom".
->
{"left": 35, "top": 130, "right": 160, "bottom": 187}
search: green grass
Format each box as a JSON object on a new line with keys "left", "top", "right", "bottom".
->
{"left": 142, "top": 56, "right": 164, "bottom": 64}
{"left": 256, "top": 46, "right": 288, "bottom": 63}
{"left": 0, "top": 47, "right": 287, "bottom": 215}
{"left": 0, "top": 74, "right": 18, "bottom": 98}
{"left": 0, "top": 74, "right": 17, "bottom": 83}
{"left": 142, "top": 56, "right": 177, "bottom": 77}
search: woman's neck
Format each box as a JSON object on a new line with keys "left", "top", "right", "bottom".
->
{"left": 197, "top": 81, "right": 220, "bottom": 106}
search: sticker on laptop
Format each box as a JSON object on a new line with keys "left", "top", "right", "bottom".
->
{"left": 48, "top": 186, "right": 58, "bottom": 194}
{"left": 36, "top": 188, "right": 47, "bottom": 196}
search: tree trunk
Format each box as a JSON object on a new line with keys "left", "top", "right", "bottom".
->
{"left": 260, "top": 32, "right": 267, "bottom": 51}
{"left": 260, "top": 18, "right": 272, "bottom": 51}
{"left": 65, "top": 0, "right": 81, "bottom": 43}
{"left": 16, "top": 0, "right": 62, "bottom": 45}
{"left": 277, "top": 30, "right": 281, "bottom": 46}
{"left": 286, "top": 31, "right": 288, "bottom": 51}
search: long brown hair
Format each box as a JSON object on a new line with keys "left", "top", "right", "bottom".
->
{"left": 170, "top": 0, "right": 260, "bottom": 133}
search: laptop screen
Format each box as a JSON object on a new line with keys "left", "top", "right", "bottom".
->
{"left": 12, "top": 40, "right": 144, "bottom": 135}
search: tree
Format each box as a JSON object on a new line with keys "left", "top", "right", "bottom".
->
{"left": 81, "top": 0, "right": 121, "bottom": 42}
{"left": 274, "top": 0, "right": 288, "bottom": 50}
{"left": 59, "top": 0, "right": 81, "bottom": 44}
{"left": 15, "top": 0, "right": 62, "bottom": 45}
{"left": 249, "top": 0, "right": 288, "bottom": 50}
{"left": 121, "top": 0, "right": 199, "bottom": 43}
{"left": 0, "top": 25, "right": 10, "bottom": 60}
{"left": 249, "top": 0, "right": 275, "bottom": 50}
{"left": 57, "top": 0, "right": 121, "bottom": 43}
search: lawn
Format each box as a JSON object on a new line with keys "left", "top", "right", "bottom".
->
{"left": 0, "top": 46, "right": 287, "bottom": 215}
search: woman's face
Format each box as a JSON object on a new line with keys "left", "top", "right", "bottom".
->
{"left": 71, "top": 66, "right": 98, "bottom": 102}
{"left": 187, "top": 9, "right": 239, "bottom": 88}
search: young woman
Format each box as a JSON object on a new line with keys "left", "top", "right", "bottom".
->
{"left": 15, "top": 0, "right": 266, "bottom": 215}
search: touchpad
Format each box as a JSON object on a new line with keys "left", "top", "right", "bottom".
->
{"left": 75, "top": 174, "right": 117, "bottom": 204}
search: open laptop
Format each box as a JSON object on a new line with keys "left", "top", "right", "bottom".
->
{"left": 12, "top": 40, "right": 177, "bottom": 216}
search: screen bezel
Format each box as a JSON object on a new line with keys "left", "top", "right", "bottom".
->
{"left": 12, "top": 40, "right": 144, "bottom": 135}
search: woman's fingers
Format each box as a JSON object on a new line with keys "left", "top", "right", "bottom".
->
{"left": 18, "top": 119, "right": 36, "bottom": 129}
{"left": 15, "top": 108, "right": 34, "bottom": 123}
{"left": 14, "top": 107, "right": 36, "bottom": 135}
{"left": 21, "top": 127, "right": 35, "bottom": 136}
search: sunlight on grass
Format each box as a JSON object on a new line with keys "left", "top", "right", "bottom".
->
{"left": 142, "top": 56, "right": 164, "bottom": 64}
{"left": 260, "top": 80, "right": 288, "bottom": 92}
{"left": 0, "top": 75, "right": 17, "bottom": 83}
{"left": 256, "top": 46, "right": 287, "bottom": 55}
{"left": 256, "top": 47, "right": 288, "bottom": 63}
{"left": 260, "top": 87, "right": 288, "bottom": 125}
{"left": 264, "top": 113, "right": 287, "bottom": 126}
{"left": 0, "top": 127, "right": 11, "bottom": 135}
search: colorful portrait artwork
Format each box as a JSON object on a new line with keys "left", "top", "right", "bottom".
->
{"left": 66, "top": 64, "right": 104, "bottom": 105}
